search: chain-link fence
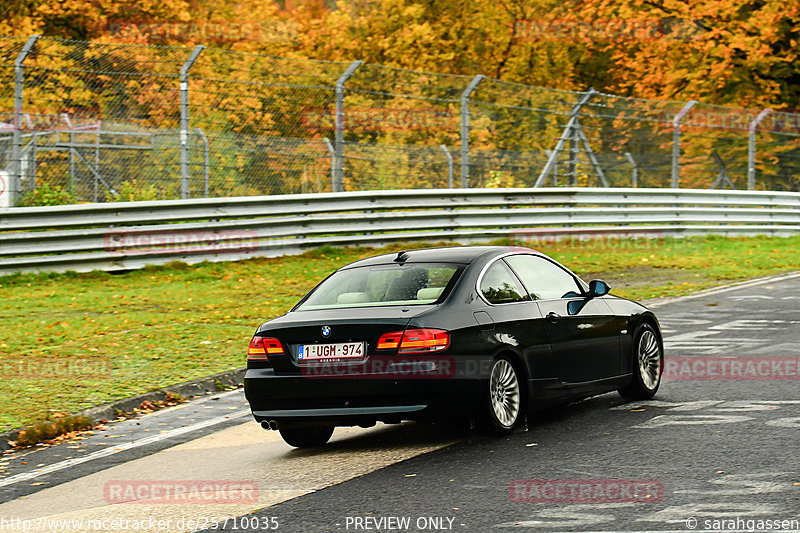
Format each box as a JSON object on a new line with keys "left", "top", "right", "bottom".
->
{"left": 1, "top": 35, "right": 799, "bottom": 206}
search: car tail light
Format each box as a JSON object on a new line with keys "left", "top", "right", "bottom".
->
{"left": 377, "top": 332, "right": 403, "bottom": 350}
{"left": 248, "top": 336, "right": 284, "bottom": 360}
{"left": 377, "top": 329, "right": 450, "bottom": 354}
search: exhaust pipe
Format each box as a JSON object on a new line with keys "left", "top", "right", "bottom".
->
{"left": 260, "top": 420, "right": 280, "bottom": 431}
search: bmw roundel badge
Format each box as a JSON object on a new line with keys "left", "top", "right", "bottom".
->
{"left": 321, "top": 326, "right": 331, "bottom": 338}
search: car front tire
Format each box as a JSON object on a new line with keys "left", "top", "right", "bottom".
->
{"left": 278, "top": 424, "right": 334, "bottom": 448}
{"left": 619, "top": 323, "right": 663, "bottom": 400}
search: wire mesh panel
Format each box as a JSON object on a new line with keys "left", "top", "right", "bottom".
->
{"left": 0, "top": 38, "right": 28, "bottom": 203}
{"left": 752, "top": 110, "right": 800, "bottom": 192}
{"left": 15, "top": 38, "right": 190, "bottom": 201}
{"left": 469, "top": 80, "right": 577, "bottom": 188}
{"left": 677, "top": 102, "right": 751, "bottom": 190}
{"left": 343, "top": 64, "right": 467, "bottom": 190}
{"left": 188, "top": 49, "right": 345, "bottom": 196}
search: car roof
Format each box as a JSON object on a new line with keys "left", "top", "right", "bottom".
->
{"left": 340, "top": 245, "right": 538, "bottom": 269}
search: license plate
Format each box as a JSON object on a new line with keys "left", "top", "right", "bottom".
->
{"left": 298, "top": 342, "right": 365, "bottom": 361}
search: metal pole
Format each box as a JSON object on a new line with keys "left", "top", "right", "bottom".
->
{"left": 460, "top": 75, "right": 484, "bottom": 188}
{"left": 671, "top": 100, "right": 697, "bottom": 188}
{"left": 334, "top": 60, "right": 363, "bottom": 193}
{"left": 624, "top": 151, "right": 638, "bottom": 187}
{"left": 322, "top": 137, "right": 335, "bottom": 192}
{"left": 11, "top": 35, "right": 39, "bottom": 206}
{"left": 545, "top": 150, "right": 558, "bottom": 186}
{"left": 31, "top": 132, "right": 37, "bottom": 190}
{"left": 194, "top": 128, "right": 209, "bottom": 198}
{"left": 180, "top": 45, "right": 205, "bottom": 199}
{"left": 64, "top": 114, "right": 75, "bottom": 196}
{"left": 94, "top": 128, "right": 100, "bottom": 202}
{"left": 748, "top": 109, "right": 772, "bottom": 190}
{"left": 440, "top": 144, "right": 453, "bottom": 188}
{"left": 535, "top": 89, "right": 595, "bottom": 187}
{"left": 568, "top": 130, "right": 578, "bottom": 186}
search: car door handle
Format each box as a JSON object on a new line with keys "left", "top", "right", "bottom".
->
{"left": 546, "top": 311, "right": 561, "bottom": 322}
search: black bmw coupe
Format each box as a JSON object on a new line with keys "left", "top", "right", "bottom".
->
{"left": 245, "top": 246, "right": 664, "bottom": 447}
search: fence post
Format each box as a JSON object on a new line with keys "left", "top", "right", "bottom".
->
{"left": 460, "top": 75, "right": 484, "bottom": 188}
{"left": 334, "top": 60, "right": 363, "bottom": 193}
{"left": 180, "top": 45, "right": 205, "bottom": 200}
{"left": 10, "top": 35, "right": 39, "bottom": 206}
{"left": 323, "top": 138, "right": 335, "bottom": 192}
{"left": 194, "top": 128, "right": 210, "bottom": 198}
{"left": 535, "top": 89, "right": 595, "bottom": 187}
{"left": 748, "top": 109, "right": 772, "bottom": 191}
{"left": 624, "top": 152, "right": 638, "bottom": 188}
{"left": 671, "top": 100, "right": 697, "bottom": 188}
{"left": 439, "top": 144, "right": 453, "bottom": 188}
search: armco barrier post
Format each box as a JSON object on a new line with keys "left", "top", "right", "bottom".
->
{"left": 671, "top": 100, "right": 697, "bottom": 188}
{"left": 334, "top": 60, "right": 363, "bottom": 193}
{"left": 748, "top": 109, "right": 772, "bottom": 191}
{"left": 180, "top": 45, "right": 205, "bottom": 200}
{"left": 460, "top": 75, "right": 484, "bottom": 188}
{"left": 10, "top": 35, "right": 39, "bottom": 207}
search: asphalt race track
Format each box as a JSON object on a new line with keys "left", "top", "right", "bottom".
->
{"left": 1, "top": 272, "right": 798, "bottom": 533}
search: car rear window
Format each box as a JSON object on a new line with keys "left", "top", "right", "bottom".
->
{"left": 295, "top": 263, "right": 461, "bottom": 310}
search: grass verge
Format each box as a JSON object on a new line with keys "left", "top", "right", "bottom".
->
{"left": 0, "top": 235, "right": 798, "bottom": 433}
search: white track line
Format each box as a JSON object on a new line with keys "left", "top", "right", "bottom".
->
{"left": 0, "top": 409, "right": 250, "bottom": 488}
{"left": 646, "top": 271, "right": 800, "bottom": 307}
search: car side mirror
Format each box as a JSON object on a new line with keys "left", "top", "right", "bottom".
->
{"left": 588, "top": 279, "right": 611, "bottom": 297}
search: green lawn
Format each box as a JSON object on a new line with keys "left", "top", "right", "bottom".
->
{"left": 0, "top": 235, "right": 798, "bottom": 433}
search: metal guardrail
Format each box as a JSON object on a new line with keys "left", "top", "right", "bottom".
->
{"left": 1, "top": 187, "right": 799, "bottom": 276}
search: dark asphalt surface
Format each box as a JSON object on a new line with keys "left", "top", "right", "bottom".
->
{"left": 206, "top": 273, "right": 800, "bottom": 533}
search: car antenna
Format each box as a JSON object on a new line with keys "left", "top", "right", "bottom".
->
{"left": 394, "top": 250, "right": 409, "bottom": 263}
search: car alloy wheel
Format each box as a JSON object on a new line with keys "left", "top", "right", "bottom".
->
{"left": 619, "top": 323, "right": 663, "bottom": 400}
{"left": 637, "top": 328, "right": 661, "bottom": 390}
{"left": 488, "top": 357, "right": 521, "bottom": 432}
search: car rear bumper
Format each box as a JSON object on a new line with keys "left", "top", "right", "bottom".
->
{"left": 244, "top": 366, "right": 484, "bottom": 425}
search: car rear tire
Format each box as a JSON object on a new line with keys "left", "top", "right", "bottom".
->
{"left": 483, "top": 356, "right": 523, "bottom": 435}
{"left": 618, "top": 323, "right": 663, "bottom": 400}
{"left": 278, "top": 424, "right": 334, "bottom": 448}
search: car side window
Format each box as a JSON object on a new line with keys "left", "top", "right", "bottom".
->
{"left": 505, "top": 255, "right": 582, "bottom": 300}
{"left": 479, "top": 260, "right": 528, "bottom": 304}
